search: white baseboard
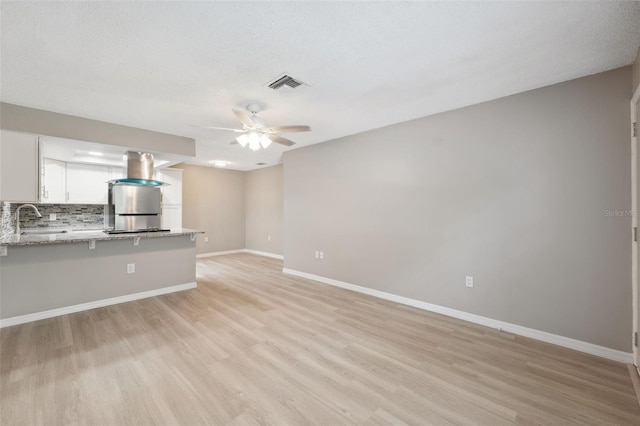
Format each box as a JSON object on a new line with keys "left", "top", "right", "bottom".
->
{"left": 197, "top": 249, "right": 283, "bottom": 260}
{"left": 0, "top": 282, "right": 197, "bottom": 328}
{"left": 196, "top": 249, "right": 245, "bottom": 258}
{"left": 244, "top": 249, "right": 284, "bottom": 260}
{"left": 282, "top": 268, "right": 632, "bottom": 364}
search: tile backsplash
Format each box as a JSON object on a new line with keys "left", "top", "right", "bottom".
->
{"left": 0, "top": 202, "right": 13, "bottom": 237}
{"left": 0, "top": 203, "right": 105, "bottom": 237}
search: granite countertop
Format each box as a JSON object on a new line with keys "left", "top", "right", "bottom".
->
{"left": 0, "top": 228, "right": 204, "bottom": 246}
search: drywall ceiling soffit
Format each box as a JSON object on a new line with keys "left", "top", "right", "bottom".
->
{"left": 1, "top": 1, "right": 640, "bottom": 171}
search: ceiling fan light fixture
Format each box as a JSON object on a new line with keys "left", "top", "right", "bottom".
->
{"left": 248, "top": 132, "right": 261, "bottom": 151}
{"left": 259, "top": 135, "right": 272, "bottom": 148}
{"left": 236, "top": 134, "right": 249, "bottom": 147}
{"left": 207, "top": 105, "right": 309, "bottom": 151}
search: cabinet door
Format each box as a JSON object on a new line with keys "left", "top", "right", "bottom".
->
{"left": 158, "top": 168, "right": 182, "bottom": 205}
{"left": 161, "top": 204, "right": 182, "bottom": 230}
{"left": 0, "top": 130, "right": 39, "bottom": 202}
{"left": 42, "top": 158, "right": 67, "bottom": 203}
{"left": 109, "top": 167, "right": 125, "bottom": 181}
{"left": 66, "top": 163, "right": 110, "bottom": 204}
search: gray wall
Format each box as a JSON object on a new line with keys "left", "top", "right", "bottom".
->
{"left": 178, "top": 164, "right": 245, "bottom": 254}
{"left": 0, "top": 103, "right": 195, "bottom": 156}
{"left": 283, "top": 67, "right": 632, "bottom": 352}
{"left": 245, "top": 165, "right": 283, "bottom": 255}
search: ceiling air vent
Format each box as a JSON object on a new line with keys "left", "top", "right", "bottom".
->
{"left": 267, "top": 74, "right": 305, "bottom": 93}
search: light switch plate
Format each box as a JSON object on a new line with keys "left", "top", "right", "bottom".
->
{"left": 0, "top": 246, "right": 7, "bottom": 256}
{"left": 88, "top": 241, "right": 96, "bottom": 250}
{"left": 133, "top": 237, "right": 140, "bottom": 246}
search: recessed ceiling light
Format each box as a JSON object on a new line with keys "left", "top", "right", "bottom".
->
{"left": 211, "top": 160, "right": 228, "bottom": 167}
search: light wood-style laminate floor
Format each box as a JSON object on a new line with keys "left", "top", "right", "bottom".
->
{"left": 1, "top": 253, "right": 639, "bottom": 425}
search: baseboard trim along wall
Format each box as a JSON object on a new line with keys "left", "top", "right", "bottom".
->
{"left": 243, "top": 249, "right": 284, "bottom": 260}
{"left": 0, "top": 282, "right": 197, "bottom": 328}
{"left": 197, "top": 249, "right": 284, "bottom": 260}
{"left": 282, "top": 268, "right": 632, "bottom": 364}
{"left": 196, "top": 249, "right": 245, "bottom": 258}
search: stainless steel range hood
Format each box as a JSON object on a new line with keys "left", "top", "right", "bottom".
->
{"left": 105, "top": 151, "right": 170, "bottom": 233}
{"left": 108, "top": 151, "right": 167, "bottom": 186}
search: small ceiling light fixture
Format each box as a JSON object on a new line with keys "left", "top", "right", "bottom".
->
{"left": 88, "top": 151, "right": 103, "bottom": 156}
{"left": 211, "top": 160, "right": 228, "bottom": 167}
{"left": 236, "top": 131, "right": 272, "bottom": 151}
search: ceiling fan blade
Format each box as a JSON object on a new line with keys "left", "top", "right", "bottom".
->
{"left": 195, "top": 125, "right": 245, "bottom": 133}
{"left": 267, "top": 125, "right": 311, "bottom": 133}
{"left": 233, "top": 109, "right": 255, "bottom": 127}
{"left": 268, "top": 134, "right": 296, "bottom": 146}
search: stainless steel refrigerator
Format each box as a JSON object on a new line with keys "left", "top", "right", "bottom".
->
{"left": 106, "top": 183, "right": 166, "bottom": 233}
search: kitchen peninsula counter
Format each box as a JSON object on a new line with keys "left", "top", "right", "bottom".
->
{"left": 0, "top": 228, "right": 203, "bottom": 246}
{"left": 0, "top": 228, "right": 204, "bottom": 327}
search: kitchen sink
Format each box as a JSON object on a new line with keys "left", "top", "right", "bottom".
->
{"left": 21, "top": 229, "right": 69, "bottom": 235}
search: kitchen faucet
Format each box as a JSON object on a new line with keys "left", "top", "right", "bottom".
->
{"left": 15, "top": 204, "right": 43, "bottom": 235}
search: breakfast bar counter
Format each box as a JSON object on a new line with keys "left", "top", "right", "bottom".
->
{"left": 0, "top": 228, "right": 201, "bottom": 246}
{"left": 0, "top": 229, "right": 204, "bottom": 327}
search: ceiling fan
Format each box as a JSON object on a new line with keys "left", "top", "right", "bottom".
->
{"left": 198, "top": 104, "right": 311, "bottom": 151}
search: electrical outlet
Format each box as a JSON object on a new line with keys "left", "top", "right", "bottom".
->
{"left": 466, "top": 276, "right": 474, "bottom": 288}
{"left": 133, "top": 237, "right": 140, "bottom": 246}
{"left": 49, "top": 213, "right": 56, "bottom": 221}
{"left": 88, "top": 240, "right": 96, "bottom": 250}
{"left": 127, "top": 263, "right": 135, "bottom": 274}
{"left": 190, "top": 233, "right": 196, "bottom": 242}
{"left": 204, "top": 236, "right": 209, "bottom": 242}
{"left": 0, "top": 246, "right": 7, "bottom": 256}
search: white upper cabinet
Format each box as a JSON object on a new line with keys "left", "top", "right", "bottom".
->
{"left": 0, "top": 130, "right": 39, "bottom": 202}
{"left": 42, "top": 159, "right": 114, "bottom": 204}
{"left": 41, "top": 158, "right": 67, "bottom": 203}
{"left": 66, "top": 162, "right": 110, "bottom": 204}
{"left": 158, "top": 168, "right": 183, "bottom": 205}
{"left": 109, "top": 167, "right": 125, "bottom": 181}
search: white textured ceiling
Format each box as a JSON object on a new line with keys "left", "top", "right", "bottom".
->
{"left": 2, "top": 1, "right": 640, "bottom": 171}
